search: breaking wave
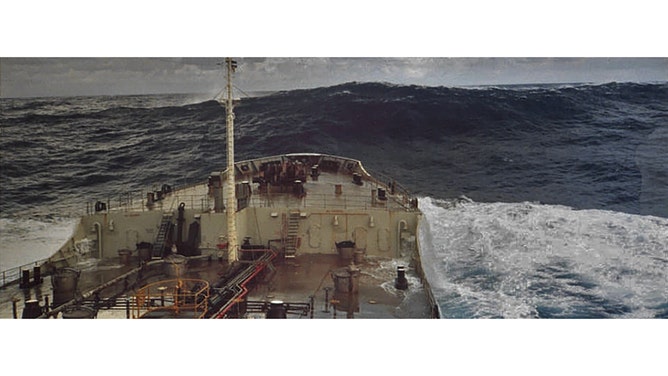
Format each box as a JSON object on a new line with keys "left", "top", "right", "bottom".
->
{"left": 418, "top": 196, "right": 668, "bottom": 318}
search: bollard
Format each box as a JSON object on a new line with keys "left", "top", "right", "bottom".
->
{"left": 33, "top": 266, "right": 42, "bottom": 284}
{"left": 20, "top": 270, "right": 30, "bottom": 288}
{"left": 22, "top": 299, "right": 42, "bottom": 319}
{"left": 266, "top": 301, "right": 287, "bottom": 319}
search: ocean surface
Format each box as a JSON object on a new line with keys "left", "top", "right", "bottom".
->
{"left": 1, "top": 82, "right": 667, "bottom": 318}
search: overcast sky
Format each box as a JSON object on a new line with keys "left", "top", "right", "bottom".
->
{"left": 2, "top": 57, "right": 666, "bottom": 98}
{"left": 2, "top": 2, "right": 666, "bottom": 98}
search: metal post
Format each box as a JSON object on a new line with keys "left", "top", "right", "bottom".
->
{"left": 323, "top": 287, "right": 331, "bottom": 313}
{"left": 12, "top": 297, "right": 20, "bottom": 319}
{"left": 125, "top": 297, "right": 130, "bottom": 319}
{"left": 158, "top": 286, "right": 167, "bottom": 306}
{"left": 309, "top": 295, "right": 314, "bottom": 318}
{"left": 44, "top": 296, "right": 50, "bottom": 315}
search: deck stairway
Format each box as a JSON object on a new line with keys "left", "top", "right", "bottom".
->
{"left": 152, "top": 212, "right": 174, "bottom": 259}
{"left": 285, "top": 211, "right": 300, "bottom": 259}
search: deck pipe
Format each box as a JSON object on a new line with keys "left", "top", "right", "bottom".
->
{"left": 93, "top": 222, "right": 102, "bottom": 258}
{"left": 177, "top": 202, "right": 186, "bottom": 246}
{"left": 323, "top": 287, "right": 331, "bottom": 313}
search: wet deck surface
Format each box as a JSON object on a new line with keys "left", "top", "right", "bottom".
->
{"left": 1, "top": 253, "right": 431, "bottom": 319}
{"left": 247, "top": 254, "right": 431, "bottom": 319}
{"left": 1, "top": 154, "right": 424, "bottom": 319}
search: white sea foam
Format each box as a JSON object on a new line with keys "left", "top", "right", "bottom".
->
{"left": 0, "top": 217, "right": 77, "bottom": 271}
{"left": 418, "top": 196, "right": 668, "bottom": 318}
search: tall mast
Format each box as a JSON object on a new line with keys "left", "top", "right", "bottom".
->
{"left": 224, "top": 58, "right": 238, "bottom": 263}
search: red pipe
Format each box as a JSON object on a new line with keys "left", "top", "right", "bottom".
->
{"left": 214, "top": 249, "right": 276, "bottom": 318}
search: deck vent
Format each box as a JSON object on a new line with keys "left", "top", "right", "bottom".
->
{"left": 395, "top": 266, "right": 408, "bottom": 290}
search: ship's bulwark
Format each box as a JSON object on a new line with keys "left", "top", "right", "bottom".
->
{"left": 1, "top": 82, "right": 667, "bottom": 318}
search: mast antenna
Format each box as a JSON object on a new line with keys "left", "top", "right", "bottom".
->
{"left": 222, "top": 58, "right": 238, "bottom": 263}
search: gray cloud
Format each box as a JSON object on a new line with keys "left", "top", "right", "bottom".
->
{"left": 1, "top": 57, "right": 666, "bottom": 98}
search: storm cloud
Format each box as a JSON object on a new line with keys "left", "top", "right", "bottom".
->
{"left": 1, "top": 57, "right": 667, "bottom": 98}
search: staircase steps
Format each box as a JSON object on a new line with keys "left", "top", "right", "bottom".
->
{"left": 285, "top": 211, "right": 300, "bottom": 259}
{"left": 152, "top": 213, "right": 174, "bottom": 258}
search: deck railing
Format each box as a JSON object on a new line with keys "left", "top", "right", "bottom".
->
{"left": 86, "top": 188, "right": 212, "bottom": 215}
{"left": 0, "top": 258, "right": 49, "bottom": 288}
{"left": 133, "top": 278, "right": 210, "bottom": 319}
{"left": 247, "top": 191, "right": 418, "bottom": 211}
{"left": 82, "top": 165, "right": 419, "bottom": 217}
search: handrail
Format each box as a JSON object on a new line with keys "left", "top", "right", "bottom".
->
{"left": 0, "top": 258, "right": 49, "bottom": 289}
{"left": 134, "top": 278, "right": 210, "bottom": 319}
{"left": 247, "top": 191, "right": 418, "bottom": 211}
{"left": 83, "top": 156, "right": 418, "bottom": 216}
{"left": 363, "top": 166, "right": 413, "bottom": 199}
{"left": 87, "top": 191, "right": 211, "bottom": 215}
{"left": 86, "top": 187, "right": 417, "bottom": 216}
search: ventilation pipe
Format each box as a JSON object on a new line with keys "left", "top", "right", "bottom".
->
{"left": 94, "top": 222, "right": 103, "bottom": 258}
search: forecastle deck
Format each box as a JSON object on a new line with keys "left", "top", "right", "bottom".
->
{"left": 1, "top": 154, "right": 438, "bottom": 319}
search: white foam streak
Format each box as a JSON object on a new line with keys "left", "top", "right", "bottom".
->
{"left": 418, "top": 196, "right": 668, "bottom": 318}
{"left": 0, "top": 217, "right": 77, "bottom": 271}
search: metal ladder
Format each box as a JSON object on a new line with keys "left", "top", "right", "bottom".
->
{"left": 285, "top": 211, "right": 300, "bottom": 259}
{"left": 152, "top": 213, "right": 174, "bottom": 258}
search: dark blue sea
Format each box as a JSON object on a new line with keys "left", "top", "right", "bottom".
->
{"left": 1, "top": 82, "right": 667, "bottom": 318}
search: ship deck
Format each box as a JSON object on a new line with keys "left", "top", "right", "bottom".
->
{"left": 0, "top": 154, "right": 432, "bottom": 319}
{"left": 110, "top": 154, "right": 417, "bottom": 215}
{"left": 0, "top": 253, "right": 432, "bottom": 319}
{"left": 245, "top": 253, "right": 431, "bottom": 319}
